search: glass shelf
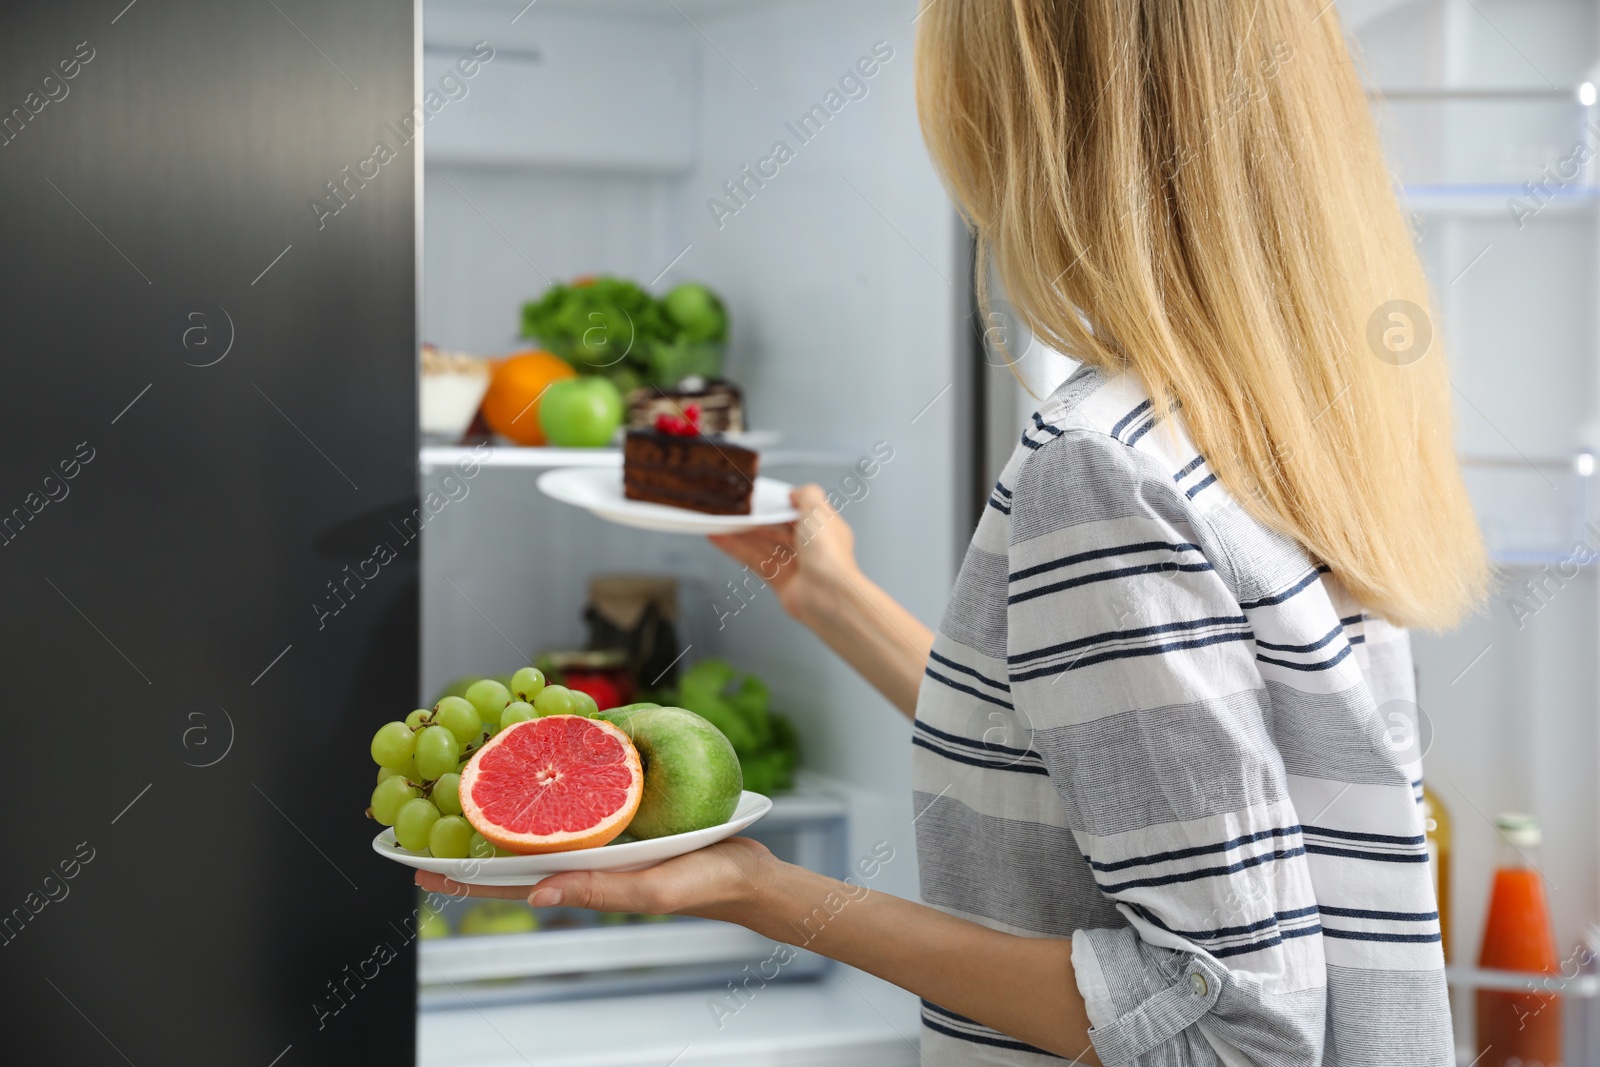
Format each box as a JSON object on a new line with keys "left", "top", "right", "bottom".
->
{"left": 1371, "top": 88, "right": 1586, "bottom": 102}
{"left": 1404, "top": 184, "right": 1600, "bottom": 216}
{"left": 1447, "top": 965, "right": 1600, "bottom": 997}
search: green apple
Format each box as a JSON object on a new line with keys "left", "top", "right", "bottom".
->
{"left": 539, "top": 376, "right": 623, "bottom": 447}
{"left": 608, "top": 707, "right": 742, "bottom": 839}
{"left": 458, "top": 902, "right": 540, "bottom": 936}
{"left": 598, "top": 702, "right": 660, "bottom": 728}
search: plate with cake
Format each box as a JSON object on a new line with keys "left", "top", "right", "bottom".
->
{"left": 537, "top": 404, "right": 799, "bottom": 533}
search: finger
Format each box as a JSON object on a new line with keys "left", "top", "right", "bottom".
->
{"left": 709, "top": 523, "right": 791, "bottom": 548}
{"left": 529, "top": 869, "right": 655, "bottom": 913}
{"left": 706, "top": 530, "right": 767, "bottom": 567}
{"left": 790, "top": 483, "right": 835, "bottom": 522}
{"left": 413, "top": 871, "right": 530, "bottom": 900}
{"left": 737, "top": 527, "right": 792, "bottom": 559}
{"left": 707, "top": 530, "right": 788, "bottom": 571}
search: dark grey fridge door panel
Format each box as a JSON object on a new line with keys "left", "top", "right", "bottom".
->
{"left": 0, "top": 2, "right": 418, "bottom": 1064}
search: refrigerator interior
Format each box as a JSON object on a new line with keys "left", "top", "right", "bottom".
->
{"left": 416, "top": 0, "right": 965, "bottom": 1063}
{"left": 409, "top": 0, "right": 1600, "bottom": 1062}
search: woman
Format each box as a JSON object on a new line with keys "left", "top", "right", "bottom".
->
{"left": 420, "top": 2, "right": 1485, "bottom": 1062}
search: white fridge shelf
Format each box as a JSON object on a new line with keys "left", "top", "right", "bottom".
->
{"left": 422, "top": 918, "right": 784, "bottom": 985}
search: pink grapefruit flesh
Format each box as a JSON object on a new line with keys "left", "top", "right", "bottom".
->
{"left": 460, "top": 715, "right": 643, "bottom": 854}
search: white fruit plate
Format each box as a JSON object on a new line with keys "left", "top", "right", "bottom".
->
{"left": 536, "top": 466, "right": 799, "bottom": 534}
{"left": 371, "top": 791, "right": 773, "bottom": 886}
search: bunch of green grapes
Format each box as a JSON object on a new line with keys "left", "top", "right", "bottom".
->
{"left": 366, "top": 667, "right": 600, "bottom": 858}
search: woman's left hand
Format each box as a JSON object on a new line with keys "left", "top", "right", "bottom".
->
{"left": 414, "top": 837, "right": 774, "bottom": 922}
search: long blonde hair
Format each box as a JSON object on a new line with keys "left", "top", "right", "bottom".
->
{"left": 916, "top": 0, "right": 1486, "bottom": 629}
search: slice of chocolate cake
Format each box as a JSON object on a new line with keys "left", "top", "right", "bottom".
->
{"left": 624, "top": 406, "right": 756, "bottom": 515}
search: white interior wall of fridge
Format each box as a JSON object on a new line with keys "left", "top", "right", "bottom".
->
{"left": 665, "top": 0, "right": 967, "bottom": 908}
{"left": 418, "top": 0, "right": 958, "bottom": 1059}
{"left": 421, "top": 0, "right": 960, "bottom": 903}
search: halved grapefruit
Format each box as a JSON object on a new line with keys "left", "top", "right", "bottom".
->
{"left": 460, "top": 715, "right": 643, "bottom": 854}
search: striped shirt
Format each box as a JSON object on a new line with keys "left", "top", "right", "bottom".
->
{"left": 912, "top": 365, "right": 1449, "bottom": 1065}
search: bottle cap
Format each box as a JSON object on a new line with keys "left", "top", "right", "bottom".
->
{"left": 1496, "top": 812, "right": 1541, "bottom": 847}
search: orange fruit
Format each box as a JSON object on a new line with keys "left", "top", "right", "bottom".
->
{"left": 480, "top": 350, "right": 577, "bottom": 446}
{"left": 460, "top": 716, "right": 644, "bottom": 854}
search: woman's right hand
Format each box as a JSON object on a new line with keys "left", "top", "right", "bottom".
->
{"left": 709, "top": 482, "right": 932, "bottom": 718}
{"left": 707, "top": 484, "right": 856, "bottom": 626}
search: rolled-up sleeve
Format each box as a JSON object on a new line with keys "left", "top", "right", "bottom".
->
{"left": 1006, "top": 432, "right": 1327, "bottom": 1066}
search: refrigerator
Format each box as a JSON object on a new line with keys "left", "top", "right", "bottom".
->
{"left": 0, "top": 0, "right": 420, "bottom": 1064}
{"left": 8, "top": 0, "right": 1600, "bottom": 1065}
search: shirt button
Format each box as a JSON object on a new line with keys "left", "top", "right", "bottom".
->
{"left": 1189, "top": 973, "right": 1208, "bottom": 997}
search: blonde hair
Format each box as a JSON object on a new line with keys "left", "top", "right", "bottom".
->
{"left": 916, "top": 0, "right": 1487, "bottom": 629}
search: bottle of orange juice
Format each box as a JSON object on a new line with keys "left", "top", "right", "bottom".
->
{"left": 1475, "top": 813, "right": 1562, "bottom": 1067}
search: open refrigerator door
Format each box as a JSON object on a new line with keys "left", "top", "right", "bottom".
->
{"left": 973, "top": 3, "right": 1600, "bottom": 1063}
{"left": 1341, "top": 1, "right": 1600, "bottom": 1062}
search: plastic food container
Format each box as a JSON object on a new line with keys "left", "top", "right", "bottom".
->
{"left": 420, "top": 344, "right": 491, "bottom": 441}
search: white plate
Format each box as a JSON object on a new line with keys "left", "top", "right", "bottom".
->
{"left": 537, "top": 466, "right": 799, "bottom": 533}
{"left": 372, "top": 791, "right": 773, "bottom": 886}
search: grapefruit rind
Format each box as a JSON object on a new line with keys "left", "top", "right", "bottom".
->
{"left": 459, "top": 715, "right": 643, "bottom": 855}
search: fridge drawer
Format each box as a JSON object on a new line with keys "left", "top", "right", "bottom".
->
{"left": 422, "top": 919, "right": 804, "bottom": 984}
{"left": 419, "top": 785, "right": 849, "bottom": 1009}
{"left": 419, "top": 919, "right": 833, "bottom": 1010}
{"left": 419, "top": 969, "right": 923, "bottom": 1067}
